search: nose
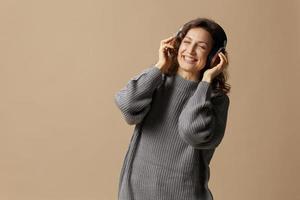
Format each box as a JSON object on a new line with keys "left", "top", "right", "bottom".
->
{"left": 186, "top": 44, "right": 196, "bottom": 55}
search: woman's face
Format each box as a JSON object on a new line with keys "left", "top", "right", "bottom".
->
{"left": 177, "top": 27, "right": 213, "bottom": 73}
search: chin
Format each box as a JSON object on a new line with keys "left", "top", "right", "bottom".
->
{"left": 179, "top": 65, "right": 194, "bottom": 72}
{"left": 178, "top": 61, "right": 197, "bottom": 71}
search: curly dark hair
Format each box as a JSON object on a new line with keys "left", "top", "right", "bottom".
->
{"left": 166, "top": 17, "right": 231, "bottom": 94}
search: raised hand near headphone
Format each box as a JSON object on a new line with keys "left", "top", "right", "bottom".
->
{"left": 154, "top": 36, "right": 176, "bottom": 73}
{"left": 202, "top": 52, "right": 228, "bottom": 83}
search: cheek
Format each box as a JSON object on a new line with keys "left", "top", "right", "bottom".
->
{"left": 177, "top": 46, "right": 184, "bottom": 54}
{"left": 177, "top": 47, "right": 184, "bottom": 59}
{"left": 197, "top": 51, "right": 209, "bottom": 61}
{"left": 178, "top": 43, "right": 187, "bottom": 53}
{"left": 176, "top": 53, "right": 182, "bottom": 63}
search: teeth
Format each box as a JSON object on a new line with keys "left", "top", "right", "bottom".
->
{"left": 184, "top": 56, "right": 197, "bottom": 63}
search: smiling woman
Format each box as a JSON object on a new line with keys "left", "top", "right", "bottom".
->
{"left": 115, "top": 17, "right": 231, "bottom": 200}
{"left": 159, "top": 17, "right": 230, "bottom": 94}
{"left": 176, "top": 27, "right": 214, "bottom": 81}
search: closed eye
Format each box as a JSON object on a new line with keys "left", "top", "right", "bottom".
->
{"left": 198, "top": 45, "right": 206, "bottom": 49}
{"left": 183, "top": 40, "right": 206, "bottom": 49}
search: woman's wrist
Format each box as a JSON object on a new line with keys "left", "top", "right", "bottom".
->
{"left": 154, "top": 62, "right": 163, "bottom": 69}
{"left": 201, "top": 75, "right": 212, "bottom": 83}
{"left": 154, "top": 63, "right": 167, "bottom": 73}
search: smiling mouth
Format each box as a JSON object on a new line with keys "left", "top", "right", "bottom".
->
{"left": 183, "top": 55, "right": 198, "bottom": 64}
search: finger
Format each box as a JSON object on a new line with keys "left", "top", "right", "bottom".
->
{"left": 161, "top": 36, "right": 175, "bottom": 43}
{"left": 221, "top": 52, "right": 228, "bottom": 63}
{"left": 217, "top": 53, "right": 226, "bottom": 68}
{"left": 160, "top": 44, "right": 175, "bottom": 51}
{"left": 218, "top": 52, "right": 228, "bottom": 65}
{"left": 164, "top": 44, "right": 175, "bottom": 49}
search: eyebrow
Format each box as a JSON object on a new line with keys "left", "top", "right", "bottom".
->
{"left": 184, "top": 36, "right": 208, "bottom": 46}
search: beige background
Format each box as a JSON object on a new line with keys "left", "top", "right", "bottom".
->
{"left": 1, "top": 0, "right": 299, "bottom": 199}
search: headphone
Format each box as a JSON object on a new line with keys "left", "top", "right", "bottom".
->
{"left": 174, "top": 26, "right": 227, "bottom": 68}
{"left": 206, "top": 39, "right": 227, "bottom": 68}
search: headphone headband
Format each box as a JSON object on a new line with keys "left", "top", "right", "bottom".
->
{"left": 223, "top": 39, "right": 227, "bottom": 48}
{"left": 176, "top": 26, "right": 227, "bottom": 48}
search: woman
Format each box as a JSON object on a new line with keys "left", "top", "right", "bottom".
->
{"left": 114, "top": 17, "right": 230, "bottom": 200}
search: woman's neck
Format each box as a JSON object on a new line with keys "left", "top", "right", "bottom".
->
{"left": 176, "top": 67, "right": 200, "bottom": 82}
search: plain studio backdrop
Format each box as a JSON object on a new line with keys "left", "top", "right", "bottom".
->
{"left": 0, "top": 0, "right": 299, "bottom": 199}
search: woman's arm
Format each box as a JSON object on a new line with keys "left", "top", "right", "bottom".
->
{"left": 178, "top": 81, "right": 230, "bottom": 149}
{"left": 114, "top": 66, "right": 164, "bottom": 125}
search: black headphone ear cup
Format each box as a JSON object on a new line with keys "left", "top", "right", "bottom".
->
{"left": 206, "top": 53, "right": 214, "bottom": 68}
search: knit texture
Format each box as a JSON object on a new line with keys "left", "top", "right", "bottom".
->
{"left": 114, "top": 66, "right": 230, "bottom": 200}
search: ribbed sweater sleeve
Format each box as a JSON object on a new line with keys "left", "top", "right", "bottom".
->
{"left": 114, "top": 66, "right": 164, "bottom": 125}
{"left": 178, "top": 81, "right": 230, "bottom": 149}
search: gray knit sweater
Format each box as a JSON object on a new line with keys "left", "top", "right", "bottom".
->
{"left": 114, "top": 66, "right": 230, "bottom": 200}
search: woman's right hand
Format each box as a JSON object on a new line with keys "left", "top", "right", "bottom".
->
{"left": 154, "top": 36, "right": 176, "bottom": 73}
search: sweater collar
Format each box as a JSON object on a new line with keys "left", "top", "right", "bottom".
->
{"left": 171, "top": 73, "right": 199, "bottom": 92}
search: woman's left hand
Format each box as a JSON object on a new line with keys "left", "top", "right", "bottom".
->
{"left": 202, "top": 52, "right": 228, "bottom": 82}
